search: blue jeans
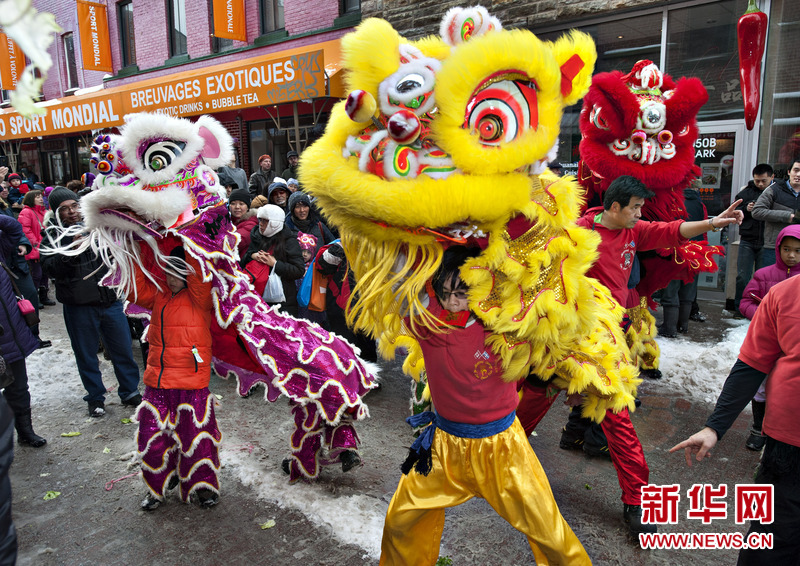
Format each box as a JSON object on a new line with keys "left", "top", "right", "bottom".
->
{"left": 761, "top": 247, "right": 777, "bottom": 268}
{"left": 735, "top": 240, "right": 769, "bottom": 308}
{"left": 62, "top": 301, "right": 141, "bottom": 403}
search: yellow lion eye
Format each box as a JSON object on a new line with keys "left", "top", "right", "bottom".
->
{"left": 465, "top": 78, "right": 538, "bottom": 146}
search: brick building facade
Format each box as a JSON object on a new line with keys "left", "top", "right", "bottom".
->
{"left": 0, "top": 0, "right": 361, "bottom": 186}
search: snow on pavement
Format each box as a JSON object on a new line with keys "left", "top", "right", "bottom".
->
{"left": 22, "top": 308, "right": 751, "bottom": 559}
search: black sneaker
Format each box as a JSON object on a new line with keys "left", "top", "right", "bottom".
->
{"left": 141, "top": 494, "right": 161, "bottom": 511}
{"left": 559, "top": 427, "right": 585, "bottom": 450}
{"left": 340, "top": 450, "right": 361, "bottom": 473}
{"left": 745, "top": 429, "right": 766, "bottom": 451}
{"left": 122, "top": 393, "right": 143, "bottom": 407}
{"left": 583, "top": 443, "right": 612, "bottom": 459}
{"left": 689, "top": 311, "right": 707, "bottom": 322}
{"left": 167, "top": 475, "right": 179, "bottom": 491}
{"left": 88, "top": 401, "right": 105, "bottom": 418}
{"left": 623, "top": 504, "right": 657, "bottom": 535}
{"left": 639, "top": 368, "right": 662, "bottom": 380}
{"left": 196, "top": 489, "right": 218, "bottom": 508}
{"left": 37, "top": 340, "right": 52, "bottom": 349}
{"left": 281, "top": 458, "right": 291, "bottom": 475}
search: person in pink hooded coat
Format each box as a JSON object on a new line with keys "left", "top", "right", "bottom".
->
{"left": 738, "top": 224, "right": 800, "bottom": 451}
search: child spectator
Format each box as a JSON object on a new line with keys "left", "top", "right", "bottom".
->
{"left": 295, "top": 232, "right": 326, "bottom": 326}
{"left": 6, "top": 174, "right": 28, "bottom": 214}
{"left": 129, "top": 245, "right": 222, "bottom": 510}
{"left": 297, "top": 232, "right": 317, "bottom": 269}
{"left": 738, "top": 225, "right": 800, "bottom": 451}
{"left": 381, "top": 246, "right": 590, "bottom": 565}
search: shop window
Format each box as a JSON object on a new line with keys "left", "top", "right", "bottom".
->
{"left": 260, "top": 0, "right": 285, "bottom": 34}
{"left": 665, "top": 0, "right": 748, "bottom": 122}
{"left": 63, "top": 33, "right": 79, "bottom": 90}
{"left": 341, "top": 0, "right": 360, "bottom": 15}
{"left": 213, "top": 37, "right": 235, "bottom": 53}
{"left": 167, "top": 0, "right": 188, "bottom": 57}
{"left": 536, "top": 13, "right": 663, "bottom": 176}
{"left": 118, "top": 1, "right": 136, "bottom": 67}
{"left": 758, "top": 0, "right": 800, "bottom": 174}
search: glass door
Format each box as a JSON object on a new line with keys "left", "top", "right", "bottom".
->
{"left": 694, "top": 121, "right": 747, "bottom": 293}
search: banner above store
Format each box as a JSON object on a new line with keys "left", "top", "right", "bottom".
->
{"left": 0, "top": 44, "right": 330, "bottom": 140}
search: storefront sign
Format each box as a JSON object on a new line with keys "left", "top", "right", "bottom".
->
{"left": 212, "top": 0, "right": 246, "bottom": 41}
{"left": 0, "top": 32, "right": 25, "bottom": 90}
{"left": 77, "top": 0, "right": 114, "bottom": 73}
{"left": 0, "top": 46, "right": 329, "bottom": 140}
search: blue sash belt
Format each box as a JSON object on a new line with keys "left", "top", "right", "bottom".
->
{"left": 401, "top": 410, "right": 516, "bottom": 476}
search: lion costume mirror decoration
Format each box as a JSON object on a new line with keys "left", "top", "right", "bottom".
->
{"left": 301, "top": 7, "right": 640, "bottom": 419}
{"left": 49, "top": 113, "right": 378, "bottom": 482}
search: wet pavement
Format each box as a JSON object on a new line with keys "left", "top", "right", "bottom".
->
{"left": 9, "top": 297, "right": 759, "bottom": 565}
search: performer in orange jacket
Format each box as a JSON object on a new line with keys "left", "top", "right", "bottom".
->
{"left": 129, "top": 242, "right": 221, "bottom": 510}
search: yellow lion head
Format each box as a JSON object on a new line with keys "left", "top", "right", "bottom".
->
{"left": 303, "top": 8, "right": 596, "bottom": 239}
{"left": 303, "top": 8, "right": 639, "bottom": 418}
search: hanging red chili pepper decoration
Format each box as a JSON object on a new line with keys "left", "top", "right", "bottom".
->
{"left": 737, "top": 0, "right": 768, "bottom": 130}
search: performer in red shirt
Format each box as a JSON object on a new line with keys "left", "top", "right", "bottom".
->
{"left": 517, "top": 175, "right": 743, "bottom": 537}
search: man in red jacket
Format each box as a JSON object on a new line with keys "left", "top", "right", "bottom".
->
{"left": 516, "top": 175, "right": 743, "bottom": 538}
{"left": 672, "top": 273, "right": 800, "bottom": 564}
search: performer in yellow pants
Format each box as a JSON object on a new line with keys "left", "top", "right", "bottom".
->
{"left": 381, "top": 417, "right": 590, "bottom": 566}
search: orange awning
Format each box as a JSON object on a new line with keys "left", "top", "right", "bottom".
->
{"left": 0, "top": 38, "right": 345, "bottom": 141}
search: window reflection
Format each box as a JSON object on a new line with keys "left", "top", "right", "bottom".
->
{"left": 760, "top": 0, "right": 800, "bottom": 174}
{"left": 536, "top": 14, "right": 663, "bottom": 176}
{"left": 666, "top": 0, "right": 747, "bottom": 121}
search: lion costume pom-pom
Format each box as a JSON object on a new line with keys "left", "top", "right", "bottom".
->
{"left": 301, "top": 7, "right": 641, "bottom": 420}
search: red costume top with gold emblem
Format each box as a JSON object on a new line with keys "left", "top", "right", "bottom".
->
{"left": 414, "top": 293, "right": 519, "bottom": 424}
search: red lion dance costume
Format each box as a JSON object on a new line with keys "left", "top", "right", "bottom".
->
{"left": 577, "top": 60, "right": 721, "bottom": 373}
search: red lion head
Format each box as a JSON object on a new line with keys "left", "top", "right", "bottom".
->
{"left": 579, "top": 60, "right": 708, "bottom": 220}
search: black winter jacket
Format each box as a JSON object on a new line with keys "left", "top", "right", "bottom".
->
{"left": 734, "top": 181, "right": 766, "bottom": 245}
{"left": 243, "top": 224, "right": 305, "bottom": 315}
{"left": 248, "top": 169, "right": 277, "bottom": 198}
{"left": 40, "top": 222, "right": 118, "bottom": 307}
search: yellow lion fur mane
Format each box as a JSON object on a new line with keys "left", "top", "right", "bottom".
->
{"left": 301, "top": 9, "right": 640, "bottom": 420}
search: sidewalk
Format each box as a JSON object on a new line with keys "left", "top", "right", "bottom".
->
{"left": 10, "top": 299, "right": 756, "bottom": 565}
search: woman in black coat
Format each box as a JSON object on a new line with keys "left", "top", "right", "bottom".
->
{"left": 243, "top": 204, "right": 305, "bottom": 317}
{"left": 0, "top": 221, "right": 46, "bottom": 447}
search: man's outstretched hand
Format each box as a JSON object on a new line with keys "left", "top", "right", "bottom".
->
{"left": 669, "top": 426, "right": 719, "bottom": 467}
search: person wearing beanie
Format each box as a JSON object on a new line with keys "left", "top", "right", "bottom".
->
{"left": 287, "top": 178, "right": 300, "bottom": 193}
{"left": 243, "top": 204, "right": 304, "bottom": 316}
{"left": 281, "top": 150, "right": 299, "bottom": 181}
{"left": 266, "top": 180, "right": 290, "bottom": 212}
{"left": 40, "top": 190, "right": 142, "bottom": 418}
{"left": 285, "top": 191, "right": 334, "bottom": 258}
{"left": 47, "top": 187, "right": 78, "bottom": 215}
{"left": 248, "top": 154, "right": 276, "bottom": 198}
{"left": 6, "top": 173, "right": 28, "bottom": 212}
{"left": 228, "top": 188, "right": 257, "bottom": 260}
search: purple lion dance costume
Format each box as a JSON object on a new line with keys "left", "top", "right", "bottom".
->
{"left": 52, "top": 112, "right": 378, "bottom": 483}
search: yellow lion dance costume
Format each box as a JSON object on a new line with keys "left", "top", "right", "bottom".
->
{"left": 301, "top": 8, "right": 639, "bottom": 422}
